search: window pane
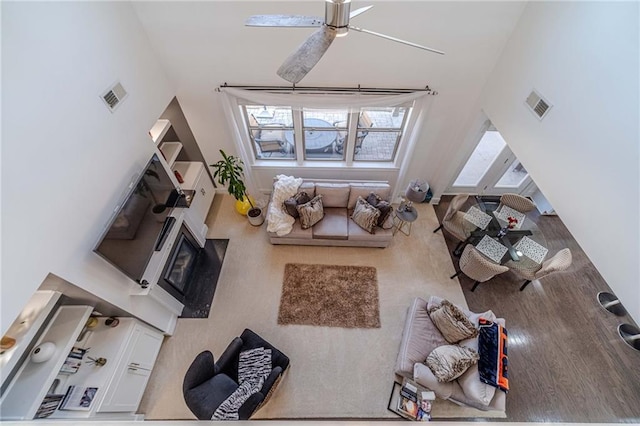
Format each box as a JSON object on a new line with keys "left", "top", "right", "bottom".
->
{"left": 301, "top": 109, "right": 347, "bottom": 160}
{"left": 453, "top": 130, "right": 506, "bottom": 186}
{"left": 353, "top": 130, "right": 400, "bottom": 161}
{"left": 359, "top": 107, "right": 407, "bottom": 129}
{"left": 495, "top": 160, "right": 529, "bottom": 187}
{"left": 244, "top": 106, "right": 294, "bottom": 160}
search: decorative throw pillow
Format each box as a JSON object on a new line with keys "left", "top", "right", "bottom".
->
{"left": 366, "top": 192, "right": 392, "bottom": 227}
{"left": 428, "top": 300, "right": 478, "bottom": 344}
{"left": 351, "top": 196, "right": 380, "bottom": 234}
{"left": 297, "top": 195, "right": 324, "bottom": 229}
{"left": 425, "top": 345, "right": 479, "bottom": 382}
{"left": 283, "top": 191, "right": 311, "bottom": 218}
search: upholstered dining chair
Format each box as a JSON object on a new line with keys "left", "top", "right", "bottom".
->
{"left": 499, "top": 193, "right": 536, "bottom": 213}
{"left": 450, "top": 244, "right": 510, "bottom": 292}
{"left": 505, "top": 248, "right": 573, "bottom": 291}
{"left": 433, "top": 194, "right": 477, "bottom": 254}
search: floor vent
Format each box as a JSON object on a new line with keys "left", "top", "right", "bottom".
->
{"left": 101, "top": 82, "right": 128, "bottom": 112}
{"left": 525, "top": 90, "right": 551, "bottom": 120}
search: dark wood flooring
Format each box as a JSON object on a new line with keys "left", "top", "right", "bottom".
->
{"left": 434, "top": 196, "right": 640, "bottom": 423}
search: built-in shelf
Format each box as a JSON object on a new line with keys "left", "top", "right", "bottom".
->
{"left": 172, "top": 161, "right": 203, "bottom": 190}
{"left": 159, "top": 142, "right": 183, "bottom": 167}
{"left": 1, "top": 290, "right": 62, "bottom": 391}
{"left": 149, "top": 119, "right": 171, "bottom": 145}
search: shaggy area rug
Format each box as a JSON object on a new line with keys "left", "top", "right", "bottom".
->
{"left": 278, "top": 263, "right": 381, "bottom": 328}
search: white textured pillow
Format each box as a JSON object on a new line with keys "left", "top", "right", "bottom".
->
{"left": 351, "top": 196, "right": 380, "bottom": 234}
{"left": 428, "top": 300, "right": 478, "bottom": 344}
{"left": 425, "top": 345, "right": 479, "bottom": 382}
{"left": 457, "top": 364, "right": 497, "bottom": 407}
{"left": 297, "top": 195, "right": 324, "bottom": 229}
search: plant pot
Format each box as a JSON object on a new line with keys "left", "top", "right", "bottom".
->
{"left": 247, "top": 207, "right": 264, "bottom": 226}
{"left": 235, "top": 196, "right": 256, "bottom": 215}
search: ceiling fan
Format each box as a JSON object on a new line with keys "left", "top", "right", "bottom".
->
{"left": 246, "top": 0, "right": 445, "bottom": 84}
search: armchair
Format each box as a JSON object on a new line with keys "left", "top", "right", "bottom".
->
{"left": 183, "top": 329, "right": 290, "bottom": 420}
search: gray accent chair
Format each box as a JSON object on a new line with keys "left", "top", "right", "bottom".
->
{"left": 183, "top": 329, "right": 290, "bottom": 420}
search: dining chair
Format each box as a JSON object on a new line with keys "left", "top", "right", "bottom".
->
{"left": 433, "top": 194, "right": 477, "bottom": 254}
{"left": 249, "top": 114, "right": 288, "bottom": 157}
{"left": 450, "top": 245, "right": 510, "bottom": 292}
{"left": 332, "top": 111, "right": 374, "bottom": 155}
{"left": 505, "top": 248, "right": 572, "bottom": 291}
{"left": 499, "top": 193, "right": 536, "bottom": 213}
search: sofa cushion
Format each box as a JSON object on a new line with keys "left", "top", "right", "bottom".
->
{"left": 428, "top": 300, "right": 479, "bottom": 344}
{"left": 347, "top": 183, "right": 391, "bottom": 209}
{"left": 425, "top": 345, "right": 479, "bottom": 382}
{"left": 297, "top": 195, "right": 324, "bottom": 229}
{"left": 457, "top": 364, "right": 497, "bottom": 408}
{"left": 286, "top": 220, "right": 313, "bottom": 239}
{"left": 315, "top": 183, "right": 350, "bottom": 207}
{"left": 395, "top": 297, "right": 448, "bottom": 377}
{"left": 283, "top": 191, "right": 311, "bottom": 218}
{"left": 351, "top": 197, "right": 380, "bottom": 234}
{"left": 313, "top": 208, "right": 348, "bottom": 240}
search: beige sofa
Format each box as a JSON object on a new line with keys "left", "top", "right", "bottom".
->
{"left": 267, "top": 179, "right": 394, "bottom": 248}
{"left": 395, "top": 296, "right": 506, "bottom": 413}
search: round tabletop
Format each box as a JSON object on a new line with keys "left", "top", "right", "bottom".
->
{"left": 285, "top": 118, "right": 337, "bottom": 152}
{"left": 396, "top": 206, "right": 418, "bottom": 222}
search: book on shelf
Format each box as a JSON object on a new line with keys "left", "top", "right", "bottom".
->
{"left": 35, "top": 394, "right": 64, "bottom": 419}
{"left": 59, "top": 346, "right": 87, "bottom": 374}
{"left": 59, "top": 385, "right": 98, "bottom": 411}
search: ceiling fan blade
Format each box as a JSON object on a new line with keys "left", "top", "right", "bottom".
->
{"left": 245, "top": 15, "right": 323, "bottom": 27}
{"left": 277, "top": 26, "right": 337, "bottom": 84}
{"left": 349, "top": 25, "right": 445, "bottom": 55}
{"left": 349, "top": 6, "right": 373, "bottom": 19}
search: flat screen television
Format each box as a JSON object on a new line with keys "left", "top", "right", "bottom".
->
{"left": 94, "top": 154, "right": 182, "bottom": 284}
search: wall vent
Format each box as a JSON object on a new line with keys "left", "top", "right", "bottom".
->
{"left": 525, "top": 90, "right": 552, "bottom": 120}
{"left": 101, "top": 82, "right": 128, "bottom": 112}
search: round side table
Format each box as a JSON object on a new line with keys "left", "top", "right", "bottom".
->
{"left": 394, "top": 207, "right": 418, "bottom": 236}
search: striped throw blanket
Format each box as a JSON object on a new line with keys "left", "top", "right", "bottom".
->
{"left": 212, "top": 347, "right": 272, "bottom": 420}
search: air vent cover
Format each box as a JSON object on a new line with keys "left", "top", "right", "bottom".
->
{"left": 525, "top": 90, "right": 552, "bottom": 120}
{"left": 101, "top": 82, "right": 128, "bottom": 112}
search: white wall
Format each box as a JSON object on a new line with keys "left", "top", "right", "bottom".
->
{"left": 1, "top": 2, "right": 177, "bottom": 334}
{"left": 132, "top": 1, "right": 526, "bottom": 193}
{"left": 479, "top": 2, "right": 640, "bottom": 322}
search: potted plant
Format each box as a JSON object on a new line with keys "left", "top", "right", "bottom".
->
{"left": 210, "top": 150, "right": 264, "bottom": 226}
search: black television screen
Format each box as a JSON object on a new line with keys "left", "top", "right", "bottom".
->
{"left": 94, "top": 154, "right": 180, "bottom": 283}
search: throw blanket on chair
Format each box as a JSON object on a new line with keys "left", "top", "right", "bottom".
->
{"left": 477, "top": 318, "right": 509, "bottom": 392}
{"left": 212, "top": 347, "right": 272, "bottom": 420}
{"left": 266, "top": 175, "right": 302, "bottom": 236}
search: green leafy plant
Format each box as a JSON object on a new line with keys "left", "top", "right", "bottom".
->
{"left": 210, "top": 150, "right": 254, "bottom": 208}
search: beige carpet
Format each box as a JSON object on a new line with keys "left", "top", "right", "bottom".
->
{"left": 279, "top": 263, "right": 380, "bottom": 328}
{"left": 139, "top": 194, "right": 506, "bottom": 420}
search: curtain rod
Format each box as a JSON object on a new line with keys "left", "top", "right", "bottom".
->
{"left": 217, "top": 83, "right": 438, "bottom": 95}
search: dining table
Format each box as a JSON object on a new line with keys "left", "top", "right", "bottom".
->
{"left": 285, "top": 118, "right": 338, "bottom": 153}
{"left": 461, "top": 196, "right": 548, "bottom": 267}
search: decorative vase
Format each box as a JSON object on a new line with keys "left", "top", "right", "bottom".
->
{"left": 234, "top": 196, "right": 256, "bottom": 215}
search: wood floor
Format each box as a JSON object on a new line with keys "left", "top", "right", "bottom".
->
{"left": 434, "top": 196, "right": 640, "bottom": 423}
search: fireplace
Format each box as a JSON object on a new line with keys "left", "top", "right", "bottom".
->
{"left": 158, "top": 225, "right": 200, "bottom": 302}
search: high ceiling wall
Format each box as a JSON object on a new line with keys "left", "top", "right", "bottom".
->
{"left": 132, "top": 1, "right": 527, "bottom": 194}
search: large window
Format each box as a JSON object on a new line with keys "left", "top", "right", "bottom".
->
{"left": 241, "top": 103, "right": 412, "bottom": 163}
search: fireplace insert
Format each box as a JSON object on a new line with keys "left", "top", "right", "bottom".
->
{"left": 158, "top": 225, "right": 201, "bottom": 302}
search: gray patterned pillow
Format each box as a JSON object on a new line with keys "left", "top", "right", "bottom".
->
{"left": 428, "top": 300, "right": 478, "bottom": 344}
{"left": 351, "top": 196, "right": 380, "bottom": 234}
{"left": 297, "top": 195, "right": 324, "bottom": 229}
{"left": 283, "top": 191, "right": 311, "bottom": 218}
{"left": 425, "top": 345, "right": 479, "bottom": 382}
{"left": 366, "top": 192, "right": 392, "bottom": 227}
